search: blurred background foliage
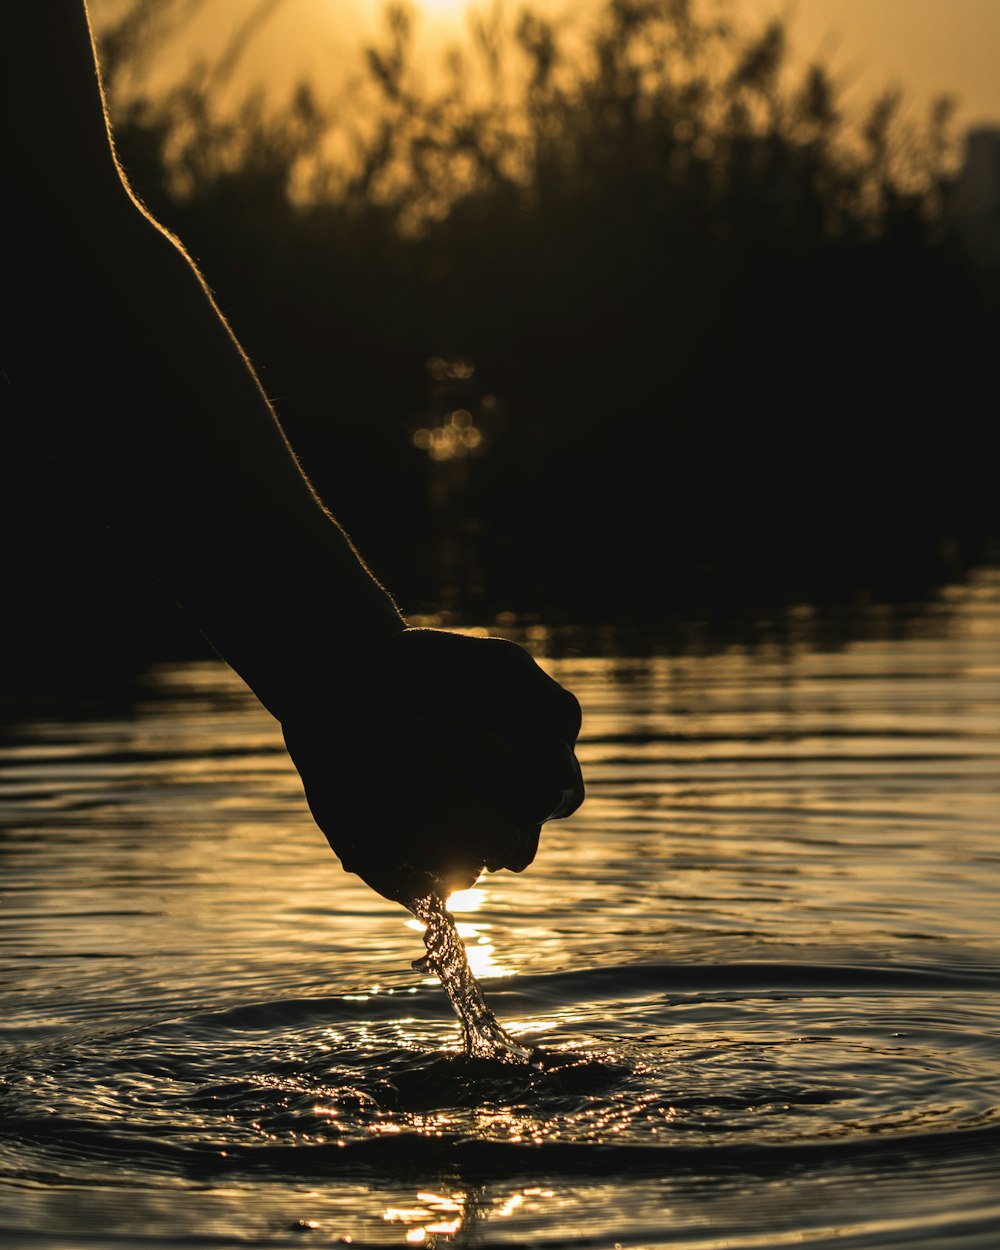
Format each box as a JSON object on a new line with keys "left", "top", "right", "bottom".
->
{"left": 7, "top": 0, "right": 1000, "bottom": 685}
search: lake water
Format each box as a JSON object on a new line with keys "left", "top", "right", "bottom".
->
{"left": 3, "top": 572, "right": 1000, "bottom": 1249}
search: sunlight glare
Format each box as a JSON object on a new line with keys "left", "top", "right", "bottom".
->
{"left": 465, "top": 935, "right": 514, "bottom": 979}
{"left": 445, "top": 886, "right": 485, "bottom": 912}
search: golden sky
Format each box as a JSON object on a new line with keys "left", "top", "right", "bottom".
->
{"left": 93, "top": 0, "right": 1000, "bottom": 132}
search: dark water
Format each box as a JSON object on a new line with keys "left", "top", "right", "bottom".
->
{"left": 3, "top": 574, "right": 1000, "bottom": 1248}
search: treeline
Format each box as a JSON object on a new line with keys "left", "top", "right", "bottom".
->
{"left": 7, "top": 0, "right": 1000, "bottom": 684}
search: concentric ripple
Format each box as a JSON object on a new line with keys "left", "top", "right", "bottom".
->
{"left": 3, "top": 962, "right": 999, "bottom": 1189}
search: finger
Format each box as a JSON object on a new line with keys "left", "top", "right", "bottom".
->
{"left": 485, "top": 640, "right": 584, "bottom": 744}
{"left": 485, "top": 821, "right": 540, "bottom": 873}
{"left": 542, "top": 677, "right": 583, "bottom": 743}
{"left": 545, "top": 741, "right": 585, "bottom": 820}
{"left": 438, "top": 711, "right": 571, "bottom": 828}
{"left": 358, "top": 715, "right": 536, "bottom": 890}
{"left": 387, "top": 713, "right": 545, "bottom": 878}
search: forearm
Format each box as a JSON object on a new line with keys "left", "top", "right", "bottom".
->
{"left": 5, "top": 200, "right": 405, "bottom": 714}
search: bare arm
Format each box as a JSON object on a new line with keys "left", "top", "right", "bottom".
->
{"left": 1, "top": 4, "right": 405, "bottom": 717}
{"left": 2, "top": 4, "right": 583, "bottom": 900}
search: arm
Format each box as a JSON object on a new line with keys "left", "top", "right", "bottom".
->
{"left": 1, "top": 4, "right": 405, "bottom": 719}
{"left": 2, "top": 3, "right": 583, "bottom": 902}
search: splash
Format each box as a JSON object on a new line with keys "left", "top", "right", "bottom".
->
{"left": 408, "top": 893, "right": 532, "bottom": 1062}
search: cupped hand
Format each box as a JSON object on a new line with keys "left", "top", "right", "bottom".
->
{"left": 281, "top": 628, "right": 584, "bottom": 904}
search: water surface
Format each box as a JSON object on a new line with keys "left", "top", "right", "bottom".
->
{"left": 3, "top": 574, "right": 1000, "bottom": 1247}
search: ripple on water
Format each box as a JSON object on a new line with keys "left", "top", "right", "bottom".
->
{"left": 2, "top": 960, "right": 999, "bottom": 1196}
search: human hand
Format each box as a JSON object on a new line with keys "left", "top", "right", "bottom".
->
{"left": 281, "top": 628, "right": 584, "bottom": 903}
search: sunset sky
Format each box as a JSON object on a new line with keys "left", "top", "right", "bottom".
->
{"left": 93, "top": 0, "right": 1000, "bottom": 134}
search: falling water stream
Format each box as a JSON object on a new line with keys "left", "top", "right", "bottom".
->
{"left": 409, "top": 892, "right": 533, "bottom": 1062}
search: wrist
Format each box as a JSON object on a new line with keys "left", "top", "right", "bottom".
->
{"left": 174, "top": 525, "right": 407, "bottom": 720}
{"left": 230, "top": 589, "right": 407, "bottom": 722}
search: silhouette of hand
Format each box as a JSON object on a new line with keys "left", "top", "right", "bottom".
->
{"left": 281, "top": 628, "right": 584, "bottom": 903}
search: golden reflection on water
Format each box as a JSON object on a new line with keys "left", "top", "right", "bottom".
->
{"left": 384, "top": 1184, "right": 556, "bottom": 1244}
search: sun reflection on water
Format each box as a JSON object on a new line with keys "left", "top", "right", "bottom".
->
{"left": 384, "top": 1186, "right": 556, "bottom": 1244}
